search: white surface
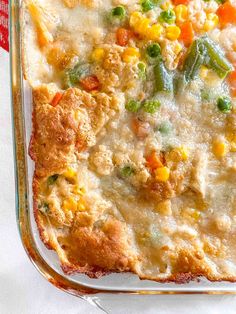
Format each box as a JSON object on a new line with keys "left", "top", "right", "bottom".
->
{"left": 1, "top": 47, "right": 236, "bottom": 313}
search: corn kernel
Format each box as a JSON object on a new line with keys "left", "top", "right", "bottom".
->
{"left": 192, "top": 210, "right": 201, "bottom": 221}
{"left": 63, "top": 198, "right": 77, "bottom": 212}
{"left": 204, "top": 13, "right": 219, "bottom": 32}
{"left": 161, "top": 0, "right": 173, "bottom": 10}
{"left": 173, "top": 42, "right": 183, "bottom": 55}
{"left": 77, "top": 199, "right": 86, "bottom": 211}
{"left": 199, "top": 65, "right": 209, "bottom": 80}
{"left": 73, "top": 186, "right": 86, "bottom": 196}
{"left": 155, "top": 166, "right": 170, "bottom": 182}
{"left": 91, "top": 48, "right": 104, "bottom": 62}
{"left": 122, "top": 47, "right": 140, "bottom": 63}
{"left": 63, "top": 167, "right": 77, "bottom": 181}
{"left": 168, "top": 146, "right": 189, "bottom": 162}
{"left": 178, "top": 146, "right": 189, "bottom": 161}
{"left": 212, "top": 141, "right": 228, "bottom": 158}
{"left": 183, "top": 207, "right": 201, "bottom": 221}
{"left": 136, "top": 18, "right": 151, "bottom": 35}
{"left": 146, "top": 23, "right": 164, "bottom": 40}
{"left": 130, "top": 11, "right": 142, "bottom": 28}
{"left": 175, "top": 5, "right": 188, "bottom": 24}
{"left": 166, "top": 25, "right": 181, "bottom": 41}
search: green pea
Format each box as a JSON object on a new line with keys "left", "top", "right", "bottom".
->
{"left": 146, "top": 43, "right": 161, "bottom": 59}
{"left": 120, "top": 166, "right": 135, "bottom": 177}
{"left": 217, "top": 96, "right": 232, "bottom": 113}
{"left": 158, "top": 121, "right": 172, "bottom": 135}
{"left": 111, "top": 6, "right": 126, "bottom": 19}
{"left": 137, "top": 62, "right": 147, "bottom": 79}
{"left": 125, "top": 99, "right": 142, "bottom": 112}
{"left": 47, "top": 174, "right": 59, "bottom": 185}
{"left": 64, "top": 63, "right": 90, "bottom": 88}
{"left": 159, "top": 9, "right": 176, "bottom": 24}
{"left": 143, "top": 100, "right": 161, "bottom": 114}
{"left": 141, "top": 0, "right": 155, "bottom": 12}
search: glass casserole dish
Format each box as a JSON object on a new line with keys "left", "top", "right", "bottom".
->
{"left": 10, "top": 0, "right": 236, "bottom": 299}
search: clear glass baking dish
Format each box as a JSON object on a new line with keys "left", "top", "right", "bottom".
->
{"left": 10, "top": 0, "right": 236, "bottom": 302}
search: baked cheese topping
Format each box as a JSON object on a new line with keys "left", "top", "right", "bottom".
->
{"left": 24, "top": 0, "right": 236, "bottom": 281}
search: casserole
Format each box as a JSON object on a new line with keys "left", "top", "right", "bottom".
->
{"left": 10, "top": 0, "right": 236, "bottom": 296}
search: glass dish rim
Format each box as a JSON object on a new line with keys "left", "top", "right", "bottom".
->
{"left": 9, "top": 0, "right": 236, "bottom": 297}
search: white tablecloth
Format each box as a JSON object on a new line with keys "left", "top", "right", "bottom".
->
{"left": 1, "top": 47, "right": 236, "bottom": 314}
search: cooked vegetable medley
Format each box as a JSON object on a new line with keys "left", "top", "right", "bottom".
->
{"left": 24, "top": 0, "right": 236, "bottom": 282}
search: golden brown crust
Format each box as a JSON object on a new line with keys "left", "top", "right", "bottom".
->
{"left": 33, "top": 174, "right": 236, "bottom": 282}
{"left": 30, "top": 85, "right": 118, "bottom": 177}
{"left": 33, "top": 175, "right": 135, "bottom": 277}
{"left": 61, "top": 220, "right": 133, "bottom": 271}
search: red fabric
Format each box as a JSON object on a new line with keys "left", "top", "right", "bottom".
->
{"left": 0, "top": 0, "right": 9, "bottom": 51}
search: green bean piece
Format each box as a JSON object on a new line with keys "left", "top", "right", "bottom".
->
{"left": 215, "top": 0, "right": 225, "bottom": 4}
{"left": 183, "top": 39, "right": 206, "bottom": 83}
{"left": 173, "top": 73, "right": 185, "bottom": 95}
{"left": 154, "top": 59, "right": 173, "bottom": 93}
{"left": 202, "top": 36, "right": 233, "bottom": 79}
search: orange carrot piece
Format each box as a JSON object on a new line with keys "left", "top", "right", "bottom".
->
{"left": 80, "top": 75, "right": 100, "bottom": 92}
{"left": 228, "top": 69, "right": 236, "bottom": 96}
{"left": 51, "top": 92, "right": 63, "bottom": 107}
{"left": 179, "top": 21, "right": 194, "bottom": 47}
{"left": 217, "top": 2, "right": 236, "bottom": 26}
{"left": 146, "top": 151, "right": 163, "bottom": 170}
{"left": 172, "top": 0, "right": 190, "bottom": 5}
{"left": 131, "top": 118, "right": 150, "bottom": 139}
{"left": 228, "top": 70, "right": 236, "bottom": 83}
{"left": 116, "top": 28, "right": 130, "bottom": 46}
